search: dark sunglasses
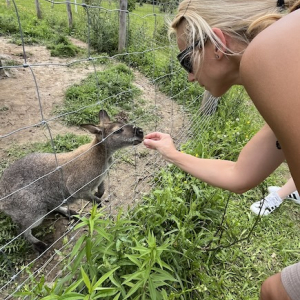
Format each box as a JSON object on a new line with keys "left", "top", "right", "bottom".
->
{"left": 177, "top": 36, "right": 208, "bottom": 73}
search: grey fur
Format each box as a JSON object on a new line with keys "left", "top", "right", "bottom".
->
{"left": 0, "top": 110, "right": 143, "bottom": 253}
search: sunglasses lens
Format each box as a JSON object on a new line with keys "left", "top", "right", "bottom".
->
{"left": 181, "top": 56, "right": 192, "bottom": 73}
{"left": 178, "top": 54, "right": 193, "bottom": 73}
{"left": 177, "top": 38, "right": 204, "bottom": 73}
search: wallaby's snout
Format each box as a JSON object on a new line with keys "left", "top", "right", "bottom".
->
{"left": 133, "top": 126, "right": 144, "bottom": 145}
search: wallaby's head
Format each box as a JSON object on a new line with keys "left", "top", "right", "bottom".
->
{"left": 81, "top": 110, "right": 144, "bottom": 152}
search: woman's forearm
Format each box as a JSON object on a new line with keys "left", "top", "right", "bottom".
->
{"left": 165, "top": 150, "right": 242, "bottom": 192}
{"left": 144, "top": 125, "right": 285, "bottom": 194}
{"left": 161, "top": 124, "right": 285, "bottom": 193}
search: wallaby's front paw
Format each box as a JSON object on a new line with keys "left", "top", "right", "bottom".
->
{"left": 34, "top": 241, "right": 49, "bottom": 254}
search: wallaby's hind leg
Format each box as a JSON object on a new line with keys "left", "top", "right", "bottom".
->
{"left": 16, "top": 214, "right": 48, "bottom": 254}
{"left": 55, "top": 206, "right": 78, "bottom": 218}
{"left": 7, "top": 194, "right": 50, "bottom": 254}
{"left": 22, "top": 226, "right": 48, "bottom": 254}
{"left": 94, "top": 181, "right": 105, "bottom": 203}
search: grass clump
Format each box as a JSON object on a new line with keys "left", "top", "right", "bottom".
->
{"left": 46, "top": 35, "right": 81, "bottom": 57}
{"left": 56, "top": 63, "right": 142, "bottom": 126}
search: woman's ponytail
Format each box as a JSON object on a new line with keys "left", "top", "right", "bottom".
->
{"left": 289, "top": 0, "right": 300, "bottom": 12}
{"left": 247, "top": 0, "right": 300, "bottom": 40}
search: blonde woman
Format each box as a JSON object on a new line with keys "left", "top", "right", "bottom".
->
{"left": 144, "top": 1, "right": 300, "bottom": 299}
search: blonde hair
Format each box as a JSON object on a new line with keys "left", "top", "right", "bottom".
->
{"left": 170, "top": 0, "right": 300, "bottom": 61}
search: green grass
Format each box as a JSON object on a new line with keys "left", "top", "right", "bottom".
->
{"left": 55, "top": 63, "right": 143, "bottom": 126}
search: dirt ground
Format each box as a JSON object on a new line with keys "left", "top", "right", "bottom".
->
{"left": 0, "top": 36, "right": 187, "bottom": 292}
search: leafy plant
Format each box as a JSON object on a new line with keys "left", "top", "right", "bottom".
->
{"left": 17, "top": 206, "right": 180, "bottom": 299}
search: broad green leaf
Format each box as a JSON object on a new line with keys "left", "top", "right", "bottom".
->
{"left": 109, "top": 275, "right": 126, "bottom": 295}
{"left": 81, "top": 266, "right": 91, "bottom": 293}
{"left": 58, "top": 292, "right": 86, "bottom": 300}
{"left": 74, "top": 221, "right": 88, "bottom": 231}
{"left": 113, "top": 292, "right": 121, "bottom": 300}
{"left": 89, "top": 217, "right": 95, "bottom": 237}
{"left": 122, "top": 270, "right": 143, "bottom": 285}
{"left": 124, "top": 254, "right": 142, "bottom": 268}
{"left": 148, "top": 277, "right": 156, "bottom": 300}
{"left": 123, "top": 280, "right": 144, "bottom": 300}
{"left": 161, "top": 289, "right": 169, "bottom": 300}
{"left": 93, "top": 287, "right": 118, "bottom": 298}
{"left": 94, "top": 227, "right": 112, "bottom": 241}
{"left": 86, "top": 236, "right": 92, "bottom": 261}
{"left": 69, "top": 234, "right": 86, "bottom": 261}
{"left": 40, "top": 295, "right": 59, "bottom": 300}
{"left": 71, "top": 246, "right": 86, "bottom": 271}
{"left": 65, "top": 278, "right": 83, "bottom": 294}
{"left": 151, "top": 268, "right": 177, "bottom": 282}
{"left": 92, "top": 266, "right": 120, "bottom": 289}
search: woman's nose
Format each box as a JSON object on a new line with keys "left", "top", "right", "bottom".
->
{"left": 188, "top": 72, "right": 196, "bottom": 82}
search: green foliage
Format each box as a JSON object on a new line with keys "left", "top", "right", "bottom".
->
{"left": 183, "top": 87, "right": 262, "bottom": 161}
{"left": 76, "top": 8, "right": 121, "bottom": 55}
{"left": 17, "top": 206, "right": 179, "bottom": 299}
{"left": 0, "top": 14, "right": 19, "bottom": 35}
{"left": 0, "top": 214, "right": 31, "bottom": 286}
{"left": 153, "top": 23, "right": 169, "bottom": 45}
{"left": 158, "top": 0, "right": 179, "bottom": 13}
{"left": 56, "top": 63, "right": 142, "bottom": 125}
{"left": 43, "top": 133, "right": 92, "bottom": 153}
{"left": 0, "top": 2, "right": 65, "bottom": 46}
{"left": 127, "top": 0, "right": 137, "bottom": 11}
{"left": 46, "top": 35, "right": 80, "bottom": 57}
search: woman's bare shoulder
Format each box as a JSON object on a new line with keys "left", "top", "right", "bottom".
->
{"left": 240, "top": 10, "right": 300, "bottom": 93}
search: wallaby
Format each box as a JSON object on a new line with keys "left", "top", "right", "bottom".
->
{"left": 0, "top": 110, "right": 144, "bottom": 253}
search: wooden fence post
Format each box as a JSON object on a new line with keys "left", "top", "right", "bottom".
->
{"left": 118, "top": 0, "right": 128, "bottom": 53}
{"left": 6, "top": 0, "right": 10, "bottom": 7}
{"left": 66, "top": 1, "right": 73, "bottom": 28}
{"left": 35, "top": 0, "right": 42, "bottom": 19}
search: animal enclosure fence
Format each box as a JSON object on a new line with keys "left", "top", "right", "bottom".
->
{"left": 0, "top": 0, "right": 262, "bottom": 299}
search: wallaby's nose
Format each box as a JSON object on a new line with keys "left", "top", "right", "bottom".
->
{"left": 134, "top": 127, "right": 144, "bottom": 138}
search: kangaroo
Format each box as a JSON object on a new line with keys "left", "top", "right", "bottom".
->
{"left": 0, "top": 110, "right": 144, "bottom": 253}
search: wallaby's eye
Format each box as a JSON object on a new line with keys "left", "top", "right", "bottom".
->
{"left": 114, "top": 128, "right": 124, "bottom": 134}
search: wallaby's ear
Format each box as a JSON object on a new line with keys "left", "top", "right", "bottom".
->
{"left": 99, "top": 110, "right": 111, "bottom": 125}
{"left": 80, "top": 124, "right": 103, "bottom": 135}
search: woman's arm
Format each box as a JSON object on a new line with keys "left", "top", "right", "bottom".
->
{"left": 144, "top": 124, "right": 285, "bottom": 193}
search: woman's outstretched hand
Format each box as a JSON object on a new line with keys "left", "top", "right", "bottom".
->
{"left": 143, "top": 132, "right": 177, "bottom": 160}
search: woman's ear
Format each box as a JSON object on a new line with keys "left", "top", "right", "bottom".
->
{"left": 212, "top": 28, "right": 227, "bottom": 58}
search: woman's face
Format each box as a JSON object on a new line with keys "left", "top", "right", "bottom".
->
{"left": 176, "top": 23, "right": 241, "bottom": 97}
